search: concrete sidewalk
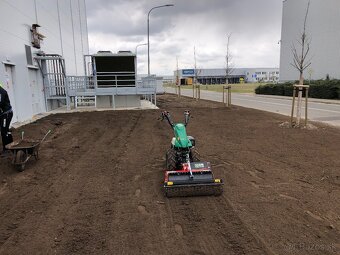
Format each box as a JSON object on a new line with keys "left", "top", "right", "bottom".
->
{"left": 11, "top": 100, "right": 158, "bottom": 129}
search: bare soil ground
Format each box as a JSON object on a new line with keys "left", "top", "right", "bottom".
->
{"left": 0, "top": 94, "right": 339, "bottom": 255}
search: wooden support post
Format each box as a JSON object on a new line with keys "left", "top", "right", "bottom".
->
{"left": 192, "top": 84, "right": 195, "bottom": 98}
{"left": 195, "top": 84, "right": 197, "bottom": 100}
{"left": 305, "top": 87, "right": 309, "bottom": 126}
{"left": 194, "top": 84, "right": 200, "bottom": 101}
{"left": 195, "top": 85, "right": 198, "bottom": 101}
{"left": 198, "top": 84, "right": 201, "bottom": 100}
{"left": 222, "top": 85, "right": 231, "bottom": 107}
{"left": 290, "top": 87, "right": 296, "bottom": 127}
{"left": 178, "top": 85, "right": 181, "bottom": 98}
{"left": 228, "top": 85, "right": 231, "bottom": 105}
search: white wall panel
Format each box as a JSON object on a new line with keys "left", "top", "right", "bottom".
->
{"left": 0, "top": 0, "right": 89, "bottom": 123}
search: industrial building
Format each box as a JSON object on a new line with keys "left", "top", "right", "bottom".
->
{"left": 174, "top": 68, "right": 279, "bottom": 85}
{"left": 279, "top": 0, "right": 340, "bottom": 82}
{"left": 0, "top": 0, "right": 88, "bottom": 123}
{"left": 1, "top": 1, "right": 157, "bottom": 125}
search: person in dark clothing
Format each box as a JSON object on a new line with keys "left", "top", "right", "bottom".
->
{"left": 0, "top": 83, "right": 13, "bottom": 155}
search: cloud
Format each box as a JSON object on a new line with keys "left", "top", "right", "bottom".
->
{"left": 86, "top": 0, "right": 283, "bottom": 74}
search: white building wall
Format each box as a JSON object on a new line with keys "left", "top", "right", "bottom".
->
{"left": 0, "top": 0, "right": 89, "bottom": 123}
{"left": 279, "top": 0, "right": 340, "bottom": 82}
{"left": 245, "top": 68, "right": 279, "bottom": 83}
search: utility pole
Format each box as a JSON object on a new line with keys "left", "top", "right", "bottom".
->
{"left": 176, "top": 56, "right": 179, "bottom": 86}
{"left": 194, "top": 46, "right": 197, "bottom": 84}
{"left": 147, "top": 4, "right": 174, "bottom": 77}
{"left": 193, "top": 46, "right": 200, "bottom": 85}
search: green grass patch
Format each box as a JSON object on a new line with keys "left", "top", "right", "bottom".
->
{"left": 165, "top": 83, "right": 263, "bottom": 93}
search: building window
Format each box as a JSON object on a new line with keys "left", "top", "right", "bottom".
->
{"left": 25, "top": 45, "right": 33, "bottom": 65}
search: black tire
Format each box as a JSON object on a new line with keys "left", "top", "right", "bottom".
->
{"left": 15, "top": 150, "right": 26, "bottom": 172}
{"left": 190, "top": 148, "right": 200, "bottom": 162}
{"left": 166, "top": 148, "right": 177, "bottom": 171}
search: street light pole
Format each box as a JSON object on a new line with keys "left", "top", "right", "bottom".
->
{"left": 135, "top": 43, "right": 147, "bottom": 55}
{"left": 147, "top": 4, "right": 174, "bottom": 77}
{"left": 135, "top": 43, "right": 147, "bottom": 75}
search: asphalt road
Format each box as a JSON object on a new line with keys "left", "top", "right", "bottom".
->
{"left": 165, "top": 87, "right": 340, "bottom": 127}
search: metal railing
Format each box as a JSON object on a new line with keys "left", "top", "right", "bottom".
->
{"left": 67, "top": 76, "right": 94, "bottom": 91}
{"left": 45, "top": 74, "right": 157, "bottom": 99}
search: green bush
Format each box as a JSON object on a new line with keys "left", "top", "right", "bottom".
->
{"left": 309, "top": 80, "right": 340, "bottom": 99}
{"left": 255, "top": 80, "right": 340, "bottom": 99}
{"left": 283, "top": 83, "right": 294, "bottom": 96}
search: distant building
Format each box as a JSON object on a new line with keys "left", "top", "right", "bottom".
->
{"left": 137, "top": 74, "right": 166, "bottom": 94}
{"left": 0, "top": 0, "right": 88, "bottom": 123}
{"left": 174, "top": 68, "right": 279, "bottom": 85}
{"left": 279, "top": 0, "right": 340, "bottom": 82}
{"left": 244, "top": 68, "right": 280, "bottom": 83}
{"left": 161, "top": 75, "right": 175, "bottom": 84}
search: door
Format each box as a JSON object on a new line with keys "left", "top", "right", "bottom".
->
{"left": 28, "top": 68, "right": 44, "bottom": 115}
{"left": 4, "top": 65, "right": 18, "bottom": 122}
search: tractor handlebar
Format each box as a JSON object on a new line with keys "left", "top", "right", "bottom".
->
{"left": 160, "top": 111, "right": 174, "bottom": 128}
{"left": 184, "top": 110, "right": 190, "bottom": 127}
{"left": 160, "top": 110, "right": 191, "bottom": 128}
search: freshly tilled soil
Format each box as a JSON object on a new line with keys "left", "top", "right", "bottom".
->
{"left": 0, "top": 94, "right": 339, "bottom": 255}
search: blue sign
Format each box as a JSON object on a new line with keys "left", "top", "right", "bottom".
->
{"left": 182, "top": 69, "right": 195, "bottom": 76}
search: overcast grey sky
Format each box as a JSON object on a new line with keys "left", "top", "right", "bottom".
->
{"left": 85, "top": 0, "right": 283, "bottom": 75}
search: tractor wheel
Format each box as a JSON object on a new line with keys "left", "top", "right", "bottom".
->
{"left": 166, "top": 148, "right": 177, "bottom": 171}
{"left": 190, "top": 149, "right": 200, "bottom": 162}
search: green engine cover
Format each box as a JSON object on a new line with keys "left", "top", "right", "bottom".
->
{"left": 173, "top": 123, "right": 192, "bottom": 148}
